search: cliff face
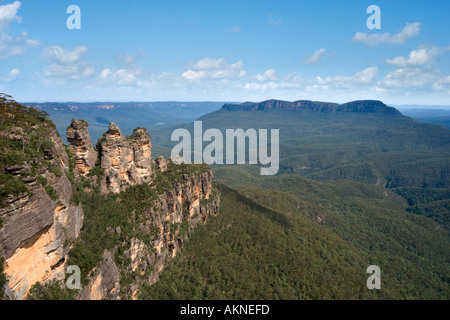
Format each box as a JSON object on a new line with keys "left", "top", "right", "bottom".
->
{"left": 1, "top": 98, "right": 220, "bottom": 300}
{"left": 124, "top": 169, "right": 219, "bottom": 299}
{"left": 222, "top": 99, "right": 400, "bottom": 114}
{"left": 78, "top": 168, "right": 219, "bottom": 300}
{"left": 0, "top": 120, "right": 83, "bottom": 300}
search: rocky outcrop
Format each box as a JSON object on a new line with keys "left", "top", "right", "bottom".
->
{"left": 97, "top": 124, "right": 154, "bottom": 193}
{"left": 0, "top": 126, "right": 84, "bottom": 300}
{"left": 78, "top": 250, "right": 120, "bottom": 300}
{"left": 1, "top": 111, "right": 220, "bottom": 300}
{"left": 66, "top": 120, "right": 97, "bottom": 176}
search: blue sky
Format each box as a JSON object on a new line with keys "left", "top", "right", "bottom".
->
{"left": 0, "top": 0, "right": 449, "bottom": 104}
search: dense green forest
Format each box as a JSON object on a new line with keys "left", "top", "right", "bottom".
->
{"left": 140, "top": 172, "right": 449, "bottom": 299}
{"left": 149, "top": 102, "right": 450, "bottom": 229}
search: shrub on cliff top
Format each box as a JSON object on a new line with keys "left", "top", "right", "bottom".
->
{"left": 0, "top": 174, "right": 29, "bottom": 204}
{"left": 0, "top": 94, "right": 56, "bottom": 167}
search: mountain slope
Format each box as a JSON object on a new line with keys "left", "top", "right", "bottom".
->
{"left": 141, "top": 180, "right": 449, "bottom": 299}
{"left": 140, "top": 99, "right": 449, "bottom": 300}
{"left": 150, "top": 99, "right": 450, "bottom": 228}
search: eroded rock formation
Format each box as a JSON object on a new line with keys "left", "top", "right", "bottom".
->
{"left": 97, "top": 123, "right": 154, "bottom": 193}
{"left": 66, "top": 120, "right": 97, "bottom": 176}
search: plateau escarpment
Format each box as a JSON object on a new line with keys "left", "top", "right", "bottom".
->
{"left": 0, "top": 96, "right": 220, "bottom": 300}
{"left": 221, "top": 99, "right": 401, "bottom": 114}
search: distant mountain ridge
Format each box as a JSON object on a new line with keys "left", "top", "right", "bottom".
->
{"left": 21, "top": 101, "right": 226, "bottom": 143}
{"left": 222, "top": 99, "right": 401, "bottom": 114}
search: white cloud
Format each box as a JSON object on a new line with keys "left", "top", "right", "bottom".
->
{"left": 255, "top": 69, "right": 276, "bottom": 81}
{"left": 334, "top": 67, "right": 379, "bottom": 85}
{"left": 302, "top": 48, "right": 327, "bottom": 64}
{"left": 353, "top": 22, "right": 421, "bottom": 46}
{"left": 244, "top": 80, "right": 303, "bottom": 92}
{"left": 432, "top": 76, "right": 450, "bottom": 92}
{"left": 243, "top": 66, "right": 379, "bottom": 95}
{"left": 230, "top": 26, "right": 241, "bottom": 33}
{"left": 382, "top": 67, "right": 437, "bottom": 88}
{"left": 99, "top": 68, "right": 111, "bottom": 79}
{"left": 9, "top": 68, "right": 20, "bottom": 77}
{"left": 0, "top": 1, "right": 21, "bottom": 32}
{"left": 41, "top": 46, "right": 94, "bottom": 80}
{"left": 382, "top": 44, "right": 450, "bottom": 93}
{"left": 386, "top": 46, "right": 448, "bottom": 67}
{"left": 0, "top": 68, "right": 20, "bottom": 82}
{"left": 192, "top": 58, "right": 225, "bottom": 71}
{"left": 42, "top": 46, "right": 88, "bottom": 65}
{"left": 182, "top": 58, "right": 246, "bottom": 80}
{"left": 0, "top": 1, "right": 39, "bottom": 59}
{"left": 354, "top": 67, "right": 379, "bottom": 84}
{"left": 97, "top": 68, "right": 141, "bottom": 85}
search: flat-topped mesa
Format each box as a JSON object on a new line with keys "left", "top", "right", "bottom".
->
{"left": 66, "top": 119, "right": 97, "bottom": 176}
{"left": 98, "top": 123, "right": 155, "bottom": 193}
{"left": 338, "top": 100, "right": 401, "bottom": 114}
{"left": 222, "top": 99, "right": 401, "bottom": 114}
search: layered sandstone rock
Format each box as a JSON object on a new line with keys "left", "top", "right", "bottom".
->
{"left": 97, "top": 123, "right": 154, "bottom": 193}
{"left": 66, "top": 120, "right": 97, "bottom": 176}
{"left": 0, "top": 127, "right": 84, "bottom": 299}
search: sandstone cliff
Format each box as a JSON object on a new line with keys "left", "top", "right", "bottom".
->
{"left": 0, "top": 103, "right": 84, "bottom": 299}
{"left": 70, "top": 121, "right": 220, "bottom": 299}
{"left": 0, "top": 102, "right": 220, "bottom": 300}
